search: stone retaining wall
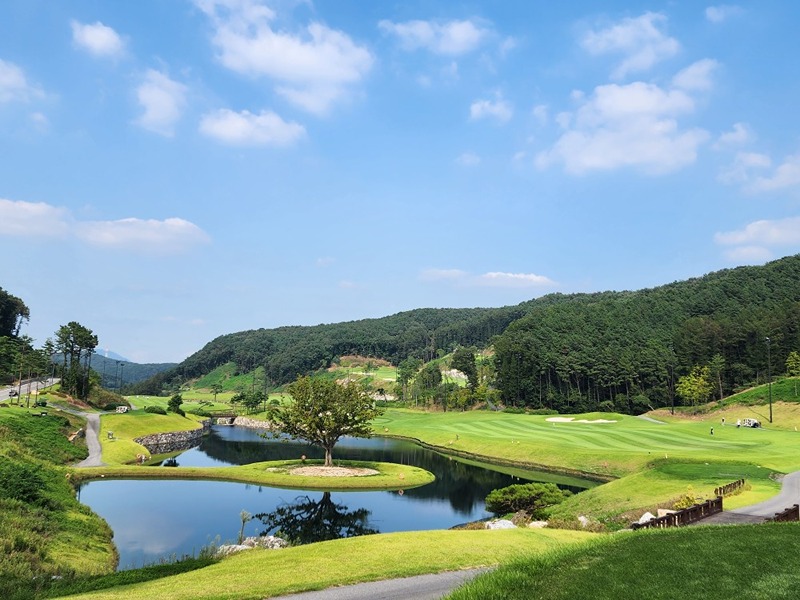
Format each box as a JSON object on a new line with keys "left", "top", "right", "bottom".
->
{"left": 134, "top": 419, "right": 211, "bottom": 454}
{"left": 232, "top": 416, "right": 271, "bottom": 429}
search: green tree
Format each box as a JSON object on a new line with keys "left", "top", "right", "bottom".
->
{"left": 167, "top": 393, "right": 184, "bottom": 416}
{"left": 786, "top": 351, "right": 800, "bottom": 396}
{"left": 675, "top": 365, "right": 715, "bottom": 406}
{"left": 267, "top": 376, "right": 382, "bottom": 467}
{"left": 210, "top": 383, "right": 223, "bottom": 402}
{"left": 54, "top": 321, "right": 98, "bottom": 400}
{"left": 485, "top": 483, "right": 572, "bottom": 518}
{"left": 0, "top": 287, "right": 29, "bottom": 338}
{"left": 451, "top": 346, "right": 478, "bottom": 390}
{"left": 709, "top": 354, "right": 726, "bottom": 401}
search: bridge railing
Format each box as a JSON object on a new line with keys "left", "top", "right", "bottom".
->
{"left": 768, "top": 504, "right": 800, "bottom": 523}
{"left": 714, "top": 478, "right": 746, "bottom": 498}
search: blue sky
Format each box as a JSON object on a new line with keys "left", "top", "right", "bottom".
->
{"left": 2, "top": 1, "right": 799, "bottom": 363}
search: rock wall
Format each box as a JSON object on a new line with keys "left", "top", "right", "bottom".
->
{"left": 134, "top": 419, "right": 211, "bottom": 454}
{"left": 233, "top": 416, "right": 271, "bottom": 429}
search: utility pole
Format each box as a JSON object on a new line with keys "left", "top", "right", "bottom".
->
{"left": 766, "top": 337, "right": 773, "bottom": 423}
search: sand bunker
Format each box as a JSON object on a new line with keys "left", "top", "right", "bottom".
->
{"left": 546, "top": 417, "right": 617, "bottom": 424}
{"left": 289, "top": 466, "right": 379, "bottom": 477}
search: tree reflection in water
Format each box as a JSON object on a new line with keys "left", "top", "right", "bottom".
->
{"left": 255, "top": 491, "right": 378, "bottom": 545}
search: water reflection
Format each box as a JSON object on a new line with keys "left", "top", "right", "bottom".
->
{"left": 80, "top": 426, "right": 596, "bottom": 569}
{"left": 255, "top": 491, "right": 378, "bottom": 545}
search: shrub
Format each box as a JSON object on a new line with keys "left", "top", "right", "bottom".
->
{"left": 189, "top": 409, "right": 212, "bottom": 417}
{"left": 485, "top": 483, "right": 572, "bottom": 519}
{"left": 145, "top": 406, "right": 167, "bottom": 415}
{"left": 502, "top": 407, "right": 526, "bottom": 414}
{"left": 527, "top": 408, "right": 559, "bottom": 415}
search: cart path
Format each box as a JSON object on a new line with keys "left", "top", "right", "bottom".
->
{"left": 693, "top": 470, "right": 800, "bottom": 525}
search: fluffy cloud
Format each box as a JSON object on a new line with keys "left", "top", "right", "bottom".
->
{"left": 705, "top": 5, "right": 744, "bottom": 23}
{"left": 378, "top": 18, "right": 490, "bottom": 56}
{"left": 536, "top": 81, "right": 709, "bottom": 174}
{"left": 0, "top": 198, "right": 70, "bottom": 236}
{"left": 672, "top": 59, "right": 719, "bottom": 91}
{"left": 76, "top": 217, "right": 210, "bottom": 252}
{"left": 199, "top": 108, "right": 305, "bottom": 146}
{"left": 581, "top": 12, "right": 680, "bottom": 80}
{"left": 719, "top": 151, "right": 800, "bottom": 193}
{"left": 715, "top": 122, "right": 753, "bottom": 148}
{"left": 0, "top": 58, "right": 41, "bottom": 103}
{"left": 715, "top": 216, "right": 800, "bottom": 262}
{"left": 470, "top": 95, "right": 513, "bottom": 123}
{"left": 135, "top": 70, "right": 187, "bottom": 136}
{"left": 70, "top": 20, "right": 124, "bottom": 57}
{"left": 0, "top": 198, "right": 208, "bottom": 254}
{"left": 747, "top": 153, "right": 800, "bottom": 193}
{"left": 717, "top": 151, "right": 770, "bottom": 185}
{"left": 196, "top": 0, "right": 372, "bottom": 115}
{"left": 421, "top": 268, "right": 556, "bottom": 288}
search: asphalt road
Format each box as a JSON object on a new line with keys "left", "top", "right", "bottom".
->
{"left": 268, "top": 569, "right": 489, "bottom": 600}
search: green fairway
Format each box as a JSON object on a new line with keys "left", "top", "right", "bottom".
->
{"left": 376, "top": 408, "right": 800, "bottom": 478}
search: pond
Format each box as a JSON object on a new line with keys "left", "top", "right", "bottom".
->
{"left": 78, "top": 426, "right": 596, "bottom": 570}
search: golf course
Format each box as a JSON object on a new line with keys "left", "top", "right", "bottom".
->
{"left": 1, "top": 378, "right": 794, "bottom": 600}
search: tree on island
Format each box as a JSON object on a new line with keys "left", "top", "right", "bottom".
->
{"left": 267, "top": 376, "right": 382, "bottom": 467}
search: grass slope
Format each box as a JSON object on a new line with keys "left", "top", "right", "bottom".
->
{"left": 53, "top": 529, "right": 594, "bottom": 600}
{"left": 447, "top": 523, "right": 800, "bottom": 600}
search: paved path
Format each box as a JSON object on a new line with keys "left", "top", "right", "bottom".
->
{"left": 58, "top": 406, "right": 106, "bottom": 467}
{"left": 267, "top": 569, "right": 489, "bottom": 600}
{"left": 692, "top": 470, "right": 800, "bottom": 525}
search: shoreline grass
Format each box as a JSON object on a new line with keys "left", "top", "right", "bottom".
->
{"left": 69, "top": 459, "right": 434, "bottom": 491}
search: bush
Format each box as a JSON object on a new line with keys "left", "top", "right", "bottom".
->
{"left": 502, "top": 407, "right": 526, "bottom": 414}
{"left": 485, "top": 483, "right": 572, "bottom": 519}
{"left": 144, "top": 406, "right": 166, "bottom": 415}
{"left": 527, "top": 408, "right": 559, "bottom": 415}
{"left": 189, "top": 409, "right": 212, "bottom": 417}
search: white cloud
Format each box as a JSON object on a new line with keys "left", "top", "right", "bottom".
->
{"left": 196, "top": 0, "right": 372, "bottom": 115}
{"left": 718, "top": 151, "right": 770, "bottom": 184}
{"left": 715, "top": 216, "right": 800, "bottom": 262}
{"left": 582, "top": 12, "right": 680, "bottom": 80}
{"left": 672, "top": 59, "right": 719, "bottom": 91}
{"left": 536, "top": 81, "right": 708, "bottom": 175}
{"left": 75, "top": 217, "right": 210, "bottom": 253}
{"left": 0, "top": 58, "right": 41, "bottom": 103}
{"left": 747, "top": 153, "right": 800, "bottom": 193}
{"left": 378, "top": 18, "right": 490, "bottom": 56}
{"left": 0, "top": 198, "right": 71, "bottom": 236}
{"left": 70, "top": 20, "right": 124, "bottom": 57}
{"left": 0, "top": 198, "right": 208, "bottom": 254}
{"left": 476, "top": 272, "right": 556, "bottom": 288}
{"left": 470, "top": 95, "right": 513, "bottom": 123}
{"left": 705, "top": 5, "right": 744, "bottom": 23}
{"left": 420, "top": 268, "right": 556, "bottom": 289}
{"left": 715, "top": 122, "right": 753, "bottom": 148}
{"left": 456, "top": 152, "right": 481, "bottom": 166}
{"left": 532, "top": 104, "right": 548, "bottom": 125}
{"left": 199, "top": 108, "right": 305, "bottom": 146}
{"left": 135, "top": 70, "right": 187, "bottom": 137}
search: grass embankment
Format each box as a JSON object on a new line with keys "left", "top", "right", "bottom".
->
{"left": 50, "top": 528, "right": 593, "bottom": 600}
{"left": 0, "top": 406, "right": 116, "bottom": 599}
{"left": 71, "top": 459, "right": 434, "bottom": 491}
{"left": 447, "top": 523, "right": 800, "bottom": 600}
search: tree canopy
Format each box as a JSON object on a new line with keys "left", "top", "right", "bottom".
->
{"left": 267, "top": 376, "right": 383, "bottom": 467}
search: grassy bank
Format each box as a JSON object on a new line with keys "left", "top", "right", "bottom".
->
{"left": 0, "top": 406, "right": 116, "bottom": 599}
{"left": 51, "top": 528, "right": 594, "bottom": 600}
{"left": 70, "top": 459, "right": 434, "bottom": 491}
{"left": 447, "top": 523, "right": 800, "bottom": 600}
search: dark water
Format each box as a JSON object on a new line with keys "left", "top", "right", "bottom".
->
{"left": 78, "top": 426, "right": 594, "bottom": 570}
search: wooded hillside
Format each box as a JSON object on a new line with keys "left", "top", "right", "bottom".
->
{"left": 133, "top": 255, "right": 800, "bottom": 414}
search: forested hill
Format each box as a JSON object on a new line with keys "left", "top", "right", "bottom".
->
{"left": 133, "top": 304, "right": 533, "bottom": 393}
{"left": 133, "top": 254, "right": 800, "bottom": 405}
{"left": 494, "top": 254, "right": 800, "bottom": 412}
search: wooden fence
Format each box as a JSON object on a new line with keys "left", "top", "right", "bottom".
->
{"left": 768, "top": 504, "right": 800, "bottom": 523}
{"left": 631, "top": 497, "right": 723, "bottom": 530}
{"left": 714, "top": 479, "right": 745, "bottom": 498}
